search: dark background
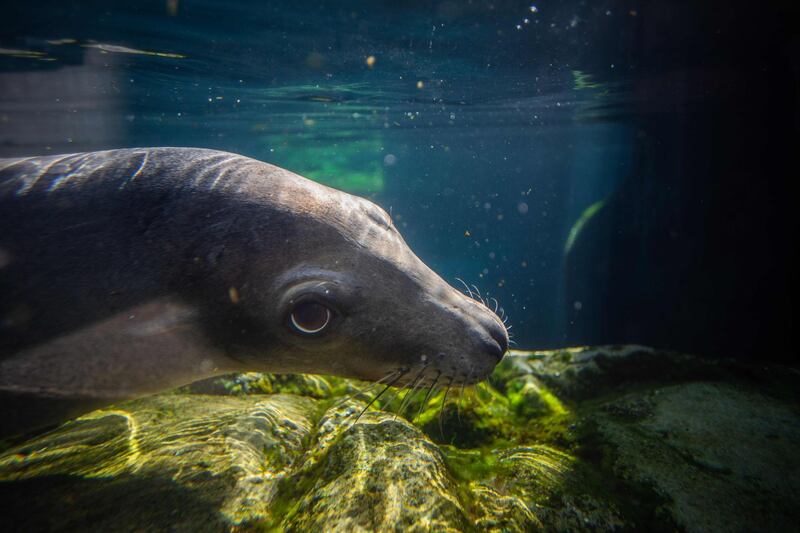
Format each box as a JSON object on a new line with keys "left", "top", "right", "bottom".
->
{"left": 564, "top": 1, "right": 798, "bottom": 361}
{"left": 1, "top": 0, "right": 797, "bottom": 361}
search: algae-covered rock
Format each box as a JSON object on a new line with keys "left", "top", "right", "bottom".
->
{"left": 280, "top": 410, "right": 471, "bottom": 531}
{"left": 2, "top": 346, "right": 799, "bottom": 532}
{"left": 594, "top": 382, "right": 800, "bottom": 532}
{"left": 0, "top": 393, "right": 320, "bottom": 530}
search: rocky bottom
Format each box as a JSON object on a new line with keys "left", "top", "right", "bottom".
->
{"left": 1, "top": 346, "right": 799, "bottom": 532}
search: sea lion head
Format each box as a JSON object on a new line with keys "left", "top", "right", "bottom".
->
{"left": 191, "top": 163, "right": 508, "bottom": 389}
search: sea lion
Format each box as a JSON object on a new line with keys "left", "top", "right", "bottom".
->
{"left": 0, "top": 148, "right": 508, "bottom": 438}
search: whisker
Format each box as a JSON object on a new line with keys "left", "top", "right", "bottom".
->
{"left": 354, "top": 370, "right": 406, "bottom": 423}
{"left": 490, "top": 297, "right": 499, "bottom": 313}
{"left": 395, "top": 365, "right": 428, "bottom": 419}
{"left": 333, "top": 382, "right": 380, "bottom": 408}
{"left": 508, "top": 339, "right": 518, "bottom": 346}
{"left": 382, "top": 382, "right": 406, "bottom": 414}
{"left": 470, "top": 284, "right": 485, "bottom": 305}
{"left": 457, "top": 366, "right": 475, "bottom": 422}
{"left": 334, "top": 369, "right": 401, "bottom": 407}
{"left": 438, "top": 377, "right": 454, "bottom": 438}
{"left": 413, "top": 371, "right": 440, "bottom": 422}
{"left": 454, "top": 277, "right": 475, "bottom": 300}
{"left": 395, "top": 385, "right": 420, "bottom": 421}
{"left": 456, "top": 380, "right": 463, "bottom": 423}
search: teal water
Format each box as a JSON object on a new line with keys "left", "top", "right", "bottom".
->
{"left": 0, "top": 0, "right": 796, "bottom": 358}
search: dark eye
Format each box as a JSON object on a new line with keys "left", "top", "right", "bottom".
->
{"left": 289, "top": 301, "right": 332, "bottom": 335}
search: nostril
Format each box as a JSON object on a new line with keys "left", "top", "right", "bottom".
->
{"left": 484, "top": 340, "right": 504, "bottom": 362}
{"left": 488, "top": 322, "right": 509, "bottom": 359}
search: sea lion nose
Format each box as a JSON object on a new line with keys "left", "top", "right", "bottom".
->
{"left": 484, "top": 320, "right": 509, "bottom": 362}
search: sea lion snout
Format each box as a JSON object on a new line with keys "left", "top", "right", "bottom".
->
{"left": 430, "top": 284, "right": 510, "bottom": 380}
{"left": 464, "top": 292, "right": 510, "bottom": 361}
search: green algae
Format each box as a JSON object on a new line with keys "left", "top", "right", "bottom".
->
{"left": 267, "top": 135, "right": 385, "bottom": 193}
{"left": 2, "top": 346, "right": 800, "bottom": 531}
{"left": 572, "top": 70, "right": 602, "bottom": 91}
{"left": 564, "top": 199, "right": 606, "bottom": 255}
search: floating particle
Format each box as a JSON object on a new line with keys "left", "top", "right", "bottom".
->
{"left": 365, "top": 55, "right": 376, "bottom": 68}
{"left": 529, "top": 5, "right": 539, "bottom": 13}
{"left": 416, "top": 80, "right": 425, "bottom": 89}
{"left": 517, "top": 201, "right": 529, "bottom": 214}
{"left": 464, "top": 230, "right": 471, "bottom": 237}
{"left": 383, "top": 154, "right": 397, "bottom": 166}
{"left": 574, "top": 301, "right": 583, "bottom": 311}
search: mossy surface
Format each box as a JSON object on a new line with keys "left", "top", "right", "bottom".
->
{"left": 2, "top": 346, "right": 799, "bottom": 531}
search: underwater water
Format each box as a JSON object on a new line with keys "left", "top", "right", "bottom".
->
{"left": 1, "top": 1, "right": 798, "bottom": 531}
{"left": 2, "top": 0, "right": 793, "bottom": 358}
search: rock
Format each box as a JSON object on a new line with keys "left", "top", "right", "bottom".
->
{"left": 278, "top": 410, "right": 471, "bottom": 531}
{"left": 0, "top": 393, "right": 319, "bottom": 530}
{"left": 594, "top": 382, "right": 800, "bottom": 532}
{"left": 1, "top": 346, "right": 799, "bottom": 531}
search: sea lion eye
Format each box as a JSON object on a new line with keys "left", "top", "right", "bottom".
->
{"left": 289, "top": 301, "right": 332, "bottom": 335}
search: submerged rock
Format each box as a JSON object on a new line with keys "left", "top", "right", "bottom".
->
{"left": 1, "top": 346, "right": 799, "bottom": 531}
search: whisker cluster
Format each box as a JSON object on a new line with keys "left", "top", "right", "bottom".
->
{"left": 453, "top": 277, "right": 516, "bottom": 346}
{"left": 344, "top": 360, "right": 483, "bottom": 439}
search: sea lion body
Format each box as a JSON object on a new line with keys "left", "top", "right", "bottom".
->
{"left": 0, "top": 148, "right": 507, "bottom": 437}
